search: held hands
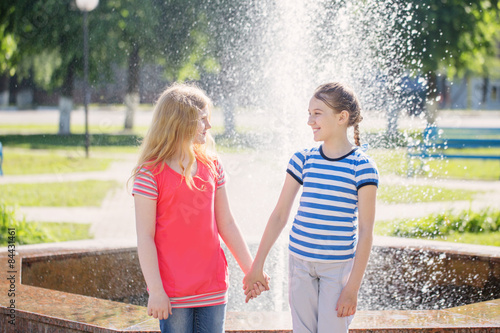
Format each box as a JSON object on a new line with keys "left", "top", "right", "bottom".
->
{"left": 242, "top": 267, "right": 271, "bottom": 303}
{"left": 335, "top": 285, "right": 358, "bottom": 317}
{"left": 147, "top": 289, "right": 173, "bottom": 320}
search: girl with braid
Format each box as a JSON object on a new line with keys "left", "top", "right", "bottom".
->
{"left": 243, "top": 82, "right": 378, "bottom": 333}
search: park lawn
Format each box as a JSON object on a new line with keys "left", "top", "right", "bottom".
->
{"left": 2, "top": 149, "right": 115, "bottom": 175}
{"left": 18, "top": 222, "right": 93, "bottom": 245}
{"left": 0, "top": 123, "right": 149, "bottom": 135}
{"left": 369, "top": 147, "right": 500, "bottom": 180}
{"left": 0, "top": 180, "right": 119, "bottom": 206}
{"left": 374, "top": 208, "right": 500, "bottom": 247}
{"left": 0, "top": 123, "right": 224, "bottom": 137}
{"left": 1, "top": 201, "right": 93, "bottom": 245}
{"left": 374, "top": 219, "right": 500, "bottom": 246}
{"left": 369, "top": 148, "right": 409, "bottom": 176}
{"left": 377, "top": 184, "right": 479, "bottom": 204}
{"left": 0, "top": 221, "right": 93, "bottom": 246}
{"left": 0, "top": 124, "right": 60, "bottom": 134}
{"left": 423, "top": 158, "right": 500, "bottom": 180}
{"left": 442, "top": 231, "right": 500, "bottom": 247}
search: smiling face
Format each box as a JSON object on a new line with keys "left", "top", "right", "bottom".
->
{"left": 307, "top": 96, "right": 341, "bottom": 142}
{"left": 193, "top": 106, "right": 211, "bottom": 145}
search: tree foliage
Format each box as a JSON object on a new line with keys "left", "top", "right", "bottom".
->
{"left": 400, "top": 0, "right": 500, "bottom": 88}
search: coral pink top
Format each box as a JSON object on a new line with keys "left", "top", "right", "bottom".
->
{"left": 132, "top": 159, "right": 228, "bottom": 308}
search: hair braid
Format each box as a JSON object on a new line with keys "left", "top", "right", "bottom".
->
{"left": 353, "top": 123, "right": 361, "bottom": 146}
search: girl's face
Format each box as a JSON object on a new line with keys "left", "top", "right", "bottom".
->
{"left": 307, "top": 97, "right": 341, "bottom": 142}
{"left": 193, "top": 106, "right": 211, "bottom": 144}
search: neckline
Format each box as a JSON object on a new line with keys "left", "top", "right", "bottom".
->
{"left": 164, "top": 159, "right": 200, "bottom": 178}
{"left": 319, "top": 145, "right": 357, "bottom": 161}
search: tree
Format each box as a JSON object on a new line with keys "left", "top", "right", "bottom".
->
{"left": 200, "top": 0, "right": 269, "bottom": 136}
{"left": 94, "top": 0, "right": 207, "bottom": 130}
{"left": 400, "top": 0, "right": 500, "bottom": 122}
{"left": 0, "top": 2, "right": 18, "bottom": 106}
{"left": 5, "top": 0, "right": 90, "bottom": 133}
{"left": 0, "top": 24, "right": 17, "bottom": 106}
{"left": 5, "top": 0, "right": 203, "bottom": 132}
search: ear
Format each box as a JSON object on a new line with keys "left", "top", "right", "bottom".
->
{"left": 337, "top": 110, "right": 350, "bottom": 125}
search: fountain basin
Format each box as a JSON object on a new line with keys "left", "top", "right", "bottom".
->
{"left": 1, "top": 237, "right": 499, "bottom": 332}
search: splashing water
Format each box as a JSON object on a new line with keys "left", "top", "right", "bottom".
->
{"left": 218, "top": 0, "right": 412, "bottom": 156}
{"left": 211, "top": 0, "right": 427, "bottom": 312}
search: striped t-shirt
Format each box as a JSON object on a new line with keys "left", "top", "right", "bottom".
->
{"left": 286, "top": 146, "right": 379, "bottom": 262}
{"left": 132, "top": 159, "right": 228, "bottom": 308}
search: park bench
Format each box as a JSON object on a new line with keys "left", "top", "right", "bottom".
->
{"left": 407, "top": 126, "right": 500, "bottom": 175}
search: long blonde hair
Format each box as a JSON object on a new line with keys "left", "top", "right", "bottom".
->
{"left": 131, "top": 83, "right": 217, "bottom": 189}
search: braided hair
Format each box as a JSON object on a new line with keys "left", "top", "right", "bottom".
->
{"left": 314, "top": 82, "right": 363, "bottom": 146}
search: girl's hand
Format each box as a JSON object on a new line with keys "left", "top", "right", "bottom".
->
{"left": 335, "top": 285, "right": 358, "bottom": 317}
{"left": 147, "top": 290, "right": 173, "bottom": 320}
{"left": 242, "top": 268, "right": 270, "bottom": 303}
{"left": 245, "top": 281, "right": 269, "bottom": 303}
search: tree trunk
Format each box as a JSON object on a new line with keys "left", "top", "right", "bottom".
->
{"left": 386, "top": 104, "right": 399, "bottom": 139}
{"left": 0, "top": 73, "right": 9, "bottom": 107}
{"left": 220, "top": 64, "right": 236, "bottom": 137}
{"left": 466, "top": 74, "right": 472, "bottom": 110}
{"left": 481, "top": 77, "right": 489, "bottom": 108}
{"left": 16, "top": 72, "right": 34, "bottom": 110}
{"left": 425, "top": 71, "right": 439, "bottom": 124}
{"left": 59, "top": 61, "right": 75, "bottom": 135}
{"left": 222, "top": 95, "right": 236, "bottom": 137}
{"left": 440, "top": 76, "right": 449, "bottom": 109}
{"left": 124, "top": 43, "right": 140, "bottom": 130}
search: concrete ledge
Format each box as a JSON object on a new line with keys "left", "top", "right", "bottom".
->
{"left": 1, "top": 238, "right": 499, "bottom": 332}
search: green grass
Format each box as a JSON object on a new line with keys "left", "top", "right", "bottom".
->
{"left": 1, "top": 202, "right": 93, "bottom": 245}
{"left": 2, "top": 150, "right": 115, "bottom": 175}
{"left": 34, "top": 222, "right": 93, "bottom": 243}
{"left": 370, "top": 148, "right": 408, "bottom": 176}
{"left": 0, "top": 133, "right": 142, "bottom": 149}
{"left": 0, "top": 180, "right": 119, "bottom": 206}
{"left": 370, "top": 147, "right": 500, "bottom": 180}
{"left": 423, "top": 158, "right": 500, "bottom": 180}
{"left": 0, "top": 123, "right": 150, "bottom": 135}
{"left": 377, "top": 184, "right": 479, "bottom": 204}
{"left": 442, "top": 232, "right": 500, "bottom": 247}
{"left": 374, "top": 208, "right": 500, "bottom": 246}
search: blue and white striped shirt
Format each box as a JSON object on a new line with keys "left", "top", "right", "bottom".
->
{"left": 287, "top": 146, "right": 379, "bottom": 262}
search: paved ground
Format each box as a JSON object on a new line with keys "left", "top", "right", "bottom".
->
{"left": 1, "top": 107, "right": 500, "bottom": 244}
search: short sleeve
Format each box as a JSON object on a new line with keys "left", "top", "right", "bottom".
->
{"left": 215, "top": 159, "right": 226, "bottom": 188}
{"left": 355, "top": 158, "right": 379, "bottom": 190}
{"left": 132, "top": 166, "right": 158, "bottom": 199}
{"left": 286, "top": 151, "right": 306, "bottom": 185}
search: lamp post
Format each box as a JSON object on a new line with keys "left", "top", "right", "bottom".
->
{"left": 76, "top": 0, "right": 99, "bottom": 158}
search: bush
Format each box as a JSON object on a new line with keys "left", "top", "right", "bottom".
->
{"left": 391, "top": 208, "right": 500, "bottom": 239}
{"left": 0, "top": 202, "right": 93, "bottom": 246}
{"left": 0, "top": 202, "right": 48, "bottom": 245}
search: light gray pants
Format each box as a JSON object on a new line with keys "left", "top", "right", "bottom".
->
{"left": 289, "top": 255, "right": 354, "bottom": 333}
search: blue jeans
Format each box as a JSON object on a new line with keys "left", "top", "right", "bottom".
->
{"left": 159, "top": 304, "right": 226, "bottom": 333}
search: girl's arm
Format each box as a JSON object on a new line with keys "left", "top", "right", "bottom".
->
{"left": 215, "top": 185, "right": 255, "bottom": 274}
{"left": 134, "top": 195, "right": 172, "bottom": 320}
{"left": 335, "top": 184, "right": 377, "bottom": 317}
{"left": 242, "top": 173, "right": 301, "bottom": 302}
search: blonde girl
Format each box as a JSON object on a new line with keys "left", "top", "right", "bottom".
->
{"left": 132, "top": 83, "right": 264, "bottom": 333}
{"left": 243, "top": 82, "right": 378, "bottom": 333}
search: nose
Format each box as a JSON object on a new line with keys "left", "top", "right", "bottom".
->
{"left": 307, "top": 115, "right": 314, "bottom": 126}
{"left": 205, "top": 118, "right": 212, "bottom": 130}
